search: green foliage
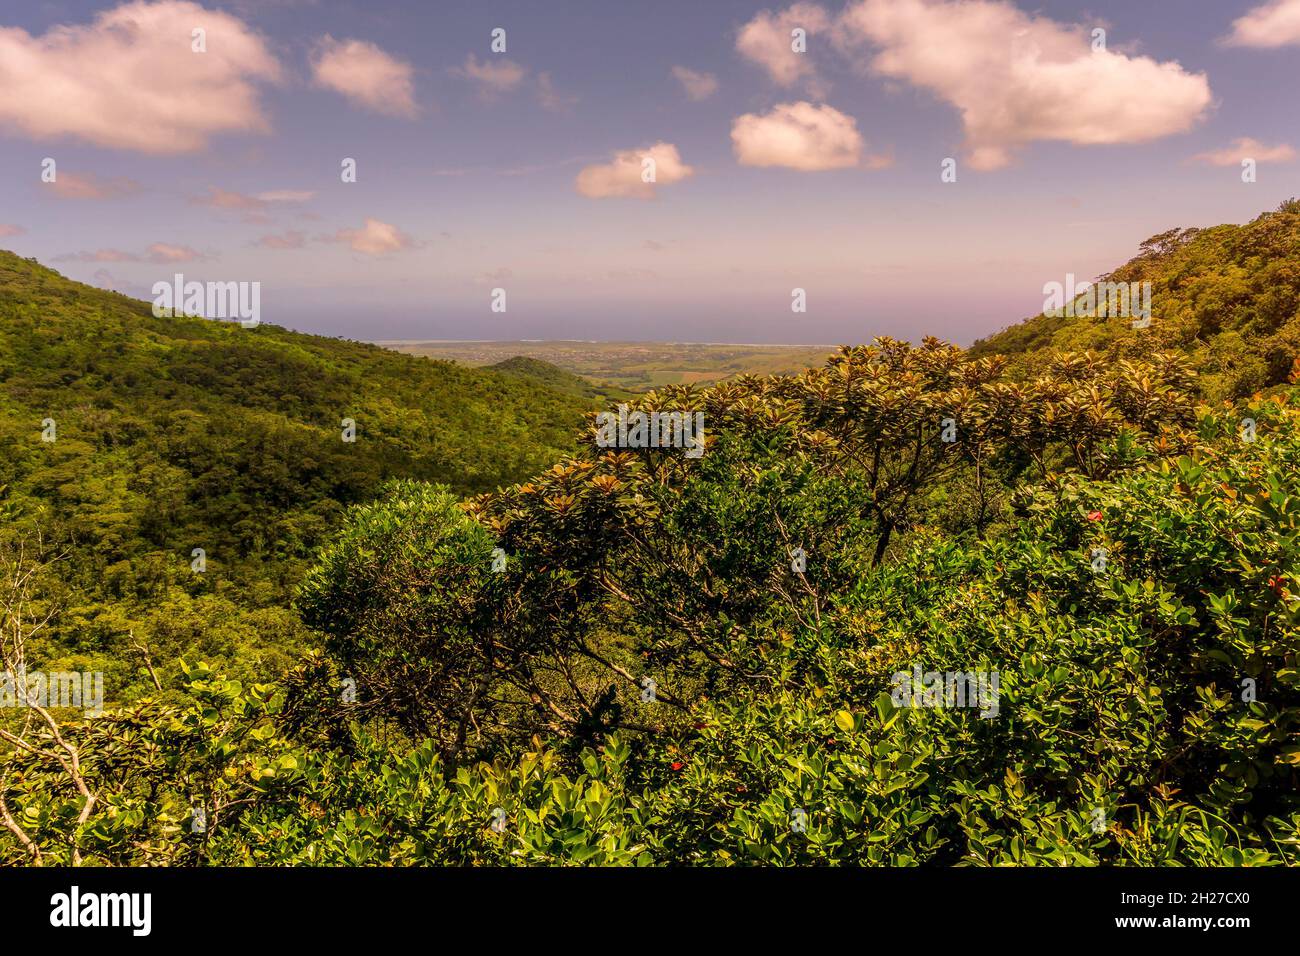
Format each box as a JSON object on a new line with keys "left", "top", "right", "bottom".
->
{"left": 971, "top": 203, "right": 1300, "bottom": 402}
{"left": 0, "top": 251, "right": 593, "bottom": 694}
{"left": 487, "top": 355, "right": 635, "bottom": 404}
{"left": 11, "top": 348, "right": 1297, "bottom": 867}
{"left": 1, "top": 661, "right": 312, "bottom": 865}
{"left": 297, "top": 481, "right": 504, "bottom": 755}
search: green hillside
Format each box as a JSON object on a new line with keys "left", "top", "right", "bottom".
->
{"left": 0, "top": 251, "right": 594, "bottom": 697}
{"left": 971, "top": 199, "right": 1300, "bottom": 400}
{"left": 486, "top": 355, "right": 634, "bottom": 403}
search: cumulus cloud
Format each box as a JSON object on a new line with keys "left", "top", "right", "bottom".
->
{"left": 1192, "top": 137, "right": 1296, "bottom": 165}
{"left": 0, "top": 0, "right": 280, "bottom": 153}
{"left": 671, "top": 65, "right": 719, "bottom": 100}
{"left": 1224, "top": 0, "right": 1300, "bottom": 48}
{"left": 0, "top": 224, "right": 25, "bottom": 238}
{"left": 731, "top": 101, "right": 865, "bottom": 170}
{"left": 736, "top": 3, "right": 831, "bottom": 88}
{"left": 452, "top": 54, "right": 526, "bottom": 97}
{"left": 325, "top": 218, "right": 415, "bottom": 255}
{"left": 575, "top": 143, "right": 694, "bottom": 199}
{"left": 311, "top": 36, "right": 418, "bottom": 118}
{"left": 835, "top": 0, "right": 1212, "bottom": 170}
{"left": 46, "top": 172, "right": 141, "bottom": 200}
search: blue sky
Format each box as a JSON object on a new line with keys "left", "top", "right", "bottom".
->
{"left": 0, "top": 0, "right": 1297, "bottom": 344}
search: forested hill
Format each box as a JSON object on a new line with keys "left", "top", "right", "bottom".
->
{"left": 486, "top": 355, "right": 634, "bottom": 403}
{"left": 0, "top": 251, "right": 595, "bottom": 696}
{"left": 971, "top": 199, "right": 1300, "bottom": 401}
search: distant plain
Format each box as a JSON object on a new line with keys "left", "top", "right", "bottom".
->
{"left": 379, "top": 340, "right": 839, "bottom": 391}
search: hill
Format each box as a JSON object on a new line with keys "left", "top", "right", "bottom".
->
{"left": 0, "top": 251, "right": 596, "bottom": 696}
{"left": 971, "top": 199, "right": 1300, "bottom": 400}
{"left": 486, "top": 355, "right": 634, "bottom": 403}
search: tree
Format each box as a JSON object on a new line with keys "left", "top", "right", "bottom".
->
{"left": 0, "top": 532, "right": 94, "bottom": 865}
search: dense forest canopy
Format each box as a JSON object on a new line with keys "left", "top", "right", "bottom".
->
{"left": 0, "top": 250, "right": 594, "bottom": 695}
{"left": 972, "top": 199, "right": 1300, "bottom": 402}
{"left": 2, "top": 203, "right": 1299, "bottom": 866}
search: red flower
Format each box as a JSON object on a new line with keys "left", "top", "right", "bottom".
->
{"left": 1269, "top": 575, "right": 1285, "bottom": 595}
{"left": 670, "top": 761, "right": 684, "bottom": 771}
{"left": 1087, "top": 510, "right": 1102, "bottom": 522}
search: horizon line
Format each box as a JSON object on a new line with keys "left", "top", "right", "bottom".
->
{"left": 374, "top": 339, "right": 846, "bottom": 348}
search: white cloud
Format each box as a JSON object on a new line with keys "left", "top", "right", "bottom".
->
{"left": 671, "top": 66, "right": 719, "bottom": 100}
{"left": 731, "top": 101, "right": 865, "bottom": 170}
{"left": 327, "top": 218, "right": 415, "bottom": 255}
{"left": 0, "top": 0, "right": 280, "bottom": 153}
{"left": 835, "top": 0, "right": 1212, "bottom": 170}
{"left": 575, "top": 143, "right": 694, "bottom": 199}
{"left": 736, "top": 3, "right": 831, "bottom": 88}
{"left": 1224, "top": 0, "right": 1300, "bottom": 48}
{"left": 311, "top": 36, "right": 418, "bottom": 118}
{"left": 1192, "top": 137, "right": 1296, "bottom": 165}
{"left": 452, "top": 54, "right": 526, "bottom": 97}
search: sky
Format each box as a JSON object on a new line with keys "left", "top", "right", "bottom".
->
{"left": 0, "top": 0, "right": 1297, "bottom": 345}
